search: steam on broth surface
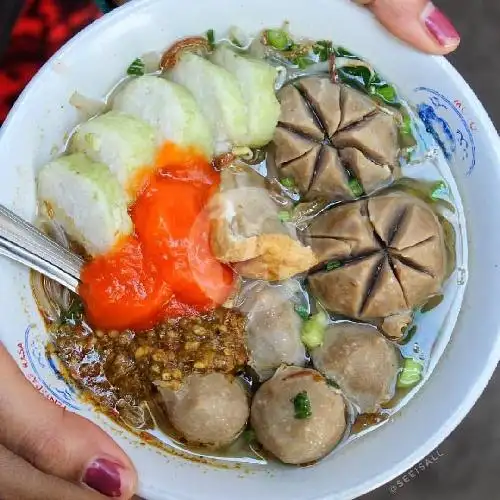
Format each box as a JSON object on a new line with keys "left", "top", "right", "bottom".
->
{"left": 32, "top": 25, "right": 466, "bottom": 467}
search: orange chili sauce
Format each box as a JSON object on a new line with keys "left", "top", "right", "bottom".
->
{"left": 79, "top": 143, "right": 234, "bottom": 331}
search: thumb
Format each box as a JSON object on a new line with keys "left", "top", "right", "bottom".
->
{"left": 0, "top": 345, "right": 137, "bottom": 499}
{"left": 355, "top": 0, "right": 460, "bottom": 54}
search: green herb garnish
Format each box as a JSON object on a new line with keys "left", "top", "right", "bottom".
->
{"left": 280, "top": 176, "right": 295, "bottom": 188}
{"left": 326, "top": 379, "right": 340, "bottom": 389}
{"left": 337, "top": 65, "right": 373, "bottom": 91}
{"left": 264, "top": 29, "right": 291, "bottom": 51}
{"left": 230, "top": 36, "right": 243, "bottom": 48}
{"left": 301, "top": 310, "right": 328, "bottom": 349}
{"left": 278, "top": 210, "right": 291, "bottom": 222}
{"left": 397, "top": 358, "right": 423, "bottom": 389}
{"left": 326, "top": 260, "right": 342, "bottom": 271}
{"left": 60, "top": 299, "right": 84, "bottom": 325}
{"left": 334, "top": 46, "right": 358, "bottom": 59}
{"left": 313, "top": 40, "right": 333, "bottom": 62}
{"left": 404, "top": 146, "right": 416, "bottom": 163}
{"left": 337, "top": 62, "right": 401, "bottom": 107}
{"left": 127, "top": 58, "right": 145, "bottom": 76}
{"left": 293, "top": 56, "right": 315, "bottom": 69}
{"left": 348, "top": 178, "right": 364, "bottom": 198}
{"left": 399, "top": 112, "right": 416, "bottom": 149}
{"left": 292, "top": 391, "right": 312, "bottom": 419}
{"left": 400, "top": 324, "right": 418, "bottom": 345}
{"left": 430, "top": 180, "right": 448, "bottom": 201}
{"left": 400, "top": 113, "right": 413, "bottom": 138}
{"left": 206, "top": 29, "right": 216, "bottom": 49}
{"left": 242, "top": 429, "right": 257, "bottom": 443}
{"left": 371, "top": 83, "right": 398, "bottom": 105}
{"left": 294, "top": 304, "right": 310, "bottom": 321}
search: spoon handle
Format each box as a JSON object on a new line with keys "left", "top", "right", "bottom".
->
{"left": 0, "top": 204, "right": 83, "bottom": 292}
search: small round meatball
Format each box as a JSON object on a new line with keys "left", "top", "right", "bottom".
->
{"left": 159, "top": 373, "right": 249, "bottom": 447}
{"left": 311, "top": 322, "right": 401, "bottom": 413}
{"left": 251, "top": 366, "right": 346, "bottom": 464}
{"left": 242, "top": 281, "right": 307, "bottom": 380}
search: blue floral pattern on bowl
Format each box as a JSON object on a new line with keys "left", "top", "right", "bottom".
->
{"left": 22, "top": 325, "right": 81, "bottom": 411}
{"left": 414, "top": 87, "right": 476, "bottom": 176}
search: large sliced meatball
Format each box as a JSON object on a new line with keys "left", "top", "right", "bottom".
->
{"left": 251, "top": 366, "right": 346, "bottom": 464}
{"left": 158, "top": 373, "right": 249, "bottom": 447}
{"left": 311, "top": 323, "right": 401, "bottom": 413}
{"left": 271, "top": 77, "right": 399, "bottom": 202}
{"left": 307, "top": 192, "right": 446, "bottom": 320}
{"left": 209, "top": 164, "right": 317, "bottom": 280}
{"left": 240, "top": 281, "right": 306, "bottom": 380}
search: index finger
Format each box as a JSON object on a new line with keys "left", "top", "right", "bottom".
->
{"left": 353, "top": 0, "right": 460, "bottom": 55}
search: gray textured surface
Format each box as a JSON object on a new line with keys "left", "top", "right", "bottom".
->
{"left": 443, "top": 0, "right": 500, "bottom": 128}
{"left": 363, "top": 1, "right": 499, "bottom": 499}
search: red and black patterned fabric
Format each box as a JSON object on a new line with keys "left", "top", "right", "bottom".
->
{"left": 0, "top": 0, "right": 101, "bottom": 124}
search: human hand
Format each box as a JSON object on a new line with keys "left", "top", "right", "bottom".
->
{"left": 353, "top": 0, "right": 460, "bottom": 54}
{"left": 0, "top": 344, "right": 137, "bottom": 499}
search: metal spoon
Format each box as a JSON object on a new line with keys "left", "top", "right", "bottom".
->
{"left": 0, "top": 204, "right": 83, "bottom": 292}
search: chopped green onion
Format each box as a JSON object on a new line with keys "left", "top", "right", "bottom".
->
{"left": 333, "top": 46, "right": 358, "bottom": 59}
{"left": 326, "top": 378, "right": 340, "bottom": 389}
{"left": 326, "top": 260, "right": 342, "bottom": 271}
{"left": 430, "top": 180, "right": 448, "bottom": 201}
{"left": 375, "top": 86, "right": 398, "bottom": 105}
{"left": 294, "top": 304, "right": 310, "bottom": 321}
{"left": 301, "top": 310, "right": 328, "bottom": 349}
{"left": 397, "top": 358, "right": 423, "bottom": 389}
{"left": 404, "top": 146, "right": 416, "bottom": 163}
{"left": 230, "top": 36, "right": 243, "bottom": 48}
{"left": 294, "top": 56, "right": 315, "bottom": 69}
{"left": 337, "top": 62, "right": 401, "bottom": 107}
{"left": 291, "top": 391, "right": 312, "bottom": 419}
{"left": 371, "top": 83, "right": 398, "bottom": 105}
{"left": 348, "top": 178, "right": 364, "bottom": 197}
{"left": 399, "top": 113, "right": 416, "bottom": 149}
{"left": 400, "top": 324, "right": 418, "bottom": 345}
{"left": 287, "top": 41, "right": 300, "bottom": 52}
{"left": 126, "top": 58, "right": 145, "bottom": 76}
{"left": 400, "top": 113, "right": 413, "bottom": 138}
{"left": 264, "top": 29, "right": 291, "bottom": 51}
{"left": 337, "top": 65, "right": 373, "bottom": 90}
{"left": 60, "top": 299, "right": 84, "bottom": 325}
{"left": 370, "top": 73, "right": 382, "bottom": 86}
{"left": 206, "top": 29, "right": 216, "bottom": 49}
{"left": 84, "top": 133, "right": 97, "bottom": 148}
{"left": 313, "top": 40, "right": 333, "bottom": 62}
{"left": 280, "top": 176, "right": 295, "bottom": 188}
{"left": 242, "top": 429, "right": 257, "bottom": 443}
{"left": 278, "top": 210, "right": 291, "bottom": 222}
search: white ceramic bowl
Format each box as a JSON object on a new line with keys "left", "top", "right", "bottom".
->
{"left": 1, "top": 0, "right": 499, "bottom": 499}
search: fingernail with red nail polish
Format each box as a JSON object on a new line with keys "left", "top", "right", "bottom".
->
{"left": 422, "top": 2, "right": 460, "bottom": 47}
{"left": 83, "top": 458, "right": 123, "bottom": 497}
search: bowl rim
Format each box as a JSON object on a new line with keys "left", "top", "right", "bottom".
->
{"left": 1, "top": 1, "right": 500, "bottom": 499}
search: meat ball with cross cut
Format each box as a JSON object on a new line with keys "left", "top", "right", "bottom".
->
{"left": 270, "top": 77, "right": 400, "bottom": 202}
{"left": 305, "top": 192, "right": 447, "bottom": 321}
